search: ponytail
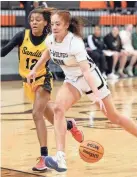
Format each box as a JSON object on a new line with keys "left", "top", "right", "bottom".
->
{"left": 68, "top": 17, "right": 84, "bottom": 38}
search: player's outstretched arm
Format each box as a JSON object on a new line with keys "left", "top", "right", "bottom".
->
{"left": 1, "top": 31, "right": 24, "bottom": 57}
{"left": 27, "top": 49, "right": 50, "bottom": 84}
{"left": 33, "top": 49, "right": 50, "bottom": 72}
{"left": 79, "top": 60, "right": 99, "bottom": 95}
{"left": 79, "top": 60, "right": 107, "bottom": 113}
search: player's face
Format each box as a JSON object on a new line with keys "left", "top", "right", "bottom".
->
{"left": 51, "top": 14, "right": 69, "bottom": 37}
{"left": 112, "top": 27, "right": 119, "bottom": 37}
{"left": 30, "top": 13, "right": 47, "bottom": 35}
{"left": 126, "top": 24, "right": 133, "bottom": 32}
{"left": 94, "top": 27, "right": 101, "bottom": 37}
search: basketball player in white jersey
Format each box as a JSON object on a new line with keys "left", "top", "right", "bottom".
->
{"left": 27, "top": 10, "right": 137, "bottom": 172}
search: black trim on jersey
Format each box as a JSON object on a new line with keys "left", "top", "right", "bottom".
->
{"left": 87, "top": 53, "right": 95, "bottom": 69}
{"left": 85, "top": 68, "right": 104, "bottom": 95}
{"left": 29, "top": 30, "right": 47, "bottom": 46}
{"left": 87, "top": 53, "right": 95, "bottom": 64}
{"left": 88, "top": 58, "right": 94, "bottom": 64}
{"left": 106, "top": 85, "right": 109, "bottom": 89}
{"left": 88, "top": 58, "right": 95, "bottom": 69}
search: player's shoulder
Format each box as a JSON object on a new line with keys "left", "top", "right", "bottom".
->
{"left": 45, "top": 33, "right": 54, "bottom": 46}
{"left": 69, "top": 32, "right": 84, "bottom": 48}
{"left": 70, "top": 32, "right": 83, "bottom": 42}
{"left": 69, "top": 33, "right": 85, "bottom": 50}
{"left": 14, "top": 29, "right": 25, "bottom": 39}
{"left": 46, "top": 33, "right": 54, "bottom": 41}
{"left": 68, "top": 33, "right": 85, "bottom": 54}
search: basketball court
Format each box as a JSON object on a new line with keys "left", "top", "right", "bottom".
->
{"left": 1, "top": 78, "right": 137, "bottom": 177}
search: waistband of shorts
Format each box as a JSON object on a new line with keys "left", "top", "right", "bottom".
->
{"left": 22, "top": 74, "right": 46, "bottom": 83}
{"left": 65, "top": 64, "right": 97, "bottom": 81}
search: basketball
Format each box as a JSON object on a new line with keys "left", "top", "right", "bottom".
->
{"left": 79, "top": 140, "right": 104, "bottom": 163}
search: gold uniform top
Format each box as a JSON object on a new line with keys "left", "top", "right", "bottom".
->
{"left": 19, "top": 29, "right": 48, "bottom": 78}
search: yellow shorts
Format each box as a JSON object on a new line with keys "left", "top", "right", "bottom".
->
{"left": 23, "top": 73, "right": 53, "bottom": 103}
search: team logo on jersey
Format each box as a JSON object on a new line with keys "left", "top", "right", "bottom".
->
{"left": 22, "top": 47, "right": 42, "bottom": 57}
{"left": 52, "top": 58, "right": 65, "bottom": 65}
{"left": 50, "top": 50, "right": 68, "bottom": 58}
{"left": 50, "top": 49, "right": 68, "bottom": 65}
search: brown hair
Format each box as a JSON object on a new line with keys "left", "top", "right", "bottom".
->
{"left": 28, "top": 6, "right": 56, "bottom": 34}
{"left": 51, "top": 10, "right": 84, "bottom": 38}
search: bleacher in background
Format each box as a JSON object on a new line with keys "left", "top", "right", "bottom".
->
{"left": 1, "top": 1, "right": 137, "bottom": 45}
{"left": 1, "top": 1, "right": 137, "bottom": 81}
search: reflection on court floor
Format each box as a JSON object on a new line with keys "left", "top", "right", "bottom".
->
{"left": 1, "top": 78, "right": 137, "bottom": 177}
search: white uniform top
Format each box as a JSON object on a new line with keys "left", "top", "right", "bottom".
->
{"left": 45, "top": 32, "right": 95, "bottom": 80}
{"left": 119, "top": 30, "right": 134, "bottom": 52}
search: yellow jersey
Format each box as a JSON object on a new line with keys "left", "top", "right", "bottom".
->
{"left": 19, "top": 29, "right": 48, "bottom": 78}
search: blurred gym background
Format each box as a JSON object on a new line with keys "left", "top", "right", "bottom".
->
{"left": 1, "top": 1, "right": 137, "bottom": 81}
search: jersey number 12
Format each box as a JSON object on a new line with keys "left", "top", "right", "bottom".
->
{"left": 26, "top": 58, "right": 38, "bottom": 70}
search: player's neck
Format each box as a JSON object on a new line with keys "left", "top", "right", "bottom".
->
{"left": 55, "top": 31, "right": 68, "bottom": 43}
{"left": 32, "top": 30, "right": 43, "bottom": 37}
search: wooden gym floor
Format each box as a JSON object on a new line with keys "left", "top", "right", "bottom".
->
{"left": 1, "top": 78, "right": 137, "bottom": 177}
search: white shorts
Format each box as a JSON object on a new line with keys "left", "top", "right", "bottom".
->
{"left": 64, "top": 67, "right": 110, "bottom": 101}
{"left": 124, "top": 46, "right": 135, "bottom": 53}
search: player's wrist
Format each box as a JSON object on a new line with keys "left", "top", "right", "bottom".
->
{"left": 32, "top": 67, "right": 37, "bottom": 73}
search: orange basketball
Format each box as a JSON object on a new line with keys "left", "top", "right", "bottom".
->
{"left": 79, "top": 140, "right": 104, "bottom": 163}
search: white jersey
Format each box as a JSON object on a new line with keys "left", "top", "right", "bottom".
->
{"left": 45, "top": 32, "right": 95, "bottom": 80}
{"left": 119, "top": 30, "right": 134, "bottom": 52}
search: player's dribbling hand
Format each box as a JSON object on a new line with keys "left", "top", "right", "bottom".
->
{"left": 92, "top": 94, "right": 107, "bottom": 114}
{"left": 95, "top": 97, "right": 107, "bottom": 114}
{"left": 27, "top": 70, "right": 36, "bottom": 84}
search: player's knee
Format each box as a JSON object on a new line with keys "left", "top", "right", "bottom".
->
{"left": 113, "top": 52, "right": 119, "bottom": 58}
{"left": 32, "top": 109, "right": 42, "bottom": 121}
{"left": 121, "top": 51, "right": 126, "bottom": 57}
{"left": 54, "top": 104, "right": 64, "bottom": 117}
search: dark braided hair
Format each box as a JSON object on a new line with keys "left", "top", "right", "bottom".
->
{"left": 28, "top": 6, "right": 56, "bottom": 34}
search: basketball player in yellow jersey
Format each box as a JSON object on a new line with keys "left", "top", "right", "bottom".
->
{"left": 19, "top": 28, "right": 52, "bottom": 101}
{"left": 1, "top": 7, "right": 84, "bottom": 172}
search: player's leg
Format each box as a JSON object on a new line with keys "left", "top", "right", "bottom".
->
{"left": 97, "top": 95, "right": 137, "bottom": 137}
{"left": 126, "top": 52, "right": 137, "bottom": 76}
{"left": 118, "top": 51, "right": 128, "bottom": 77}
{"left": 112, "top": 52, "right": 119, "bottom": 73}
{"left": 44, "top": 101, "right": 84, "bottom": 143}
{"left": 86, "top": 67, "right": 137, "bottom": 137}
{"left": 32, "top": 86, "right": 50, "bottom": 171}
{"left": 43, "top": 101, "right": 54, "bottom": 124}
{"left": 45, "top": 82, "right": 82, "bottom": 172}
{"left": 107, "top": 52, "right": 119, "bottom": 79}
